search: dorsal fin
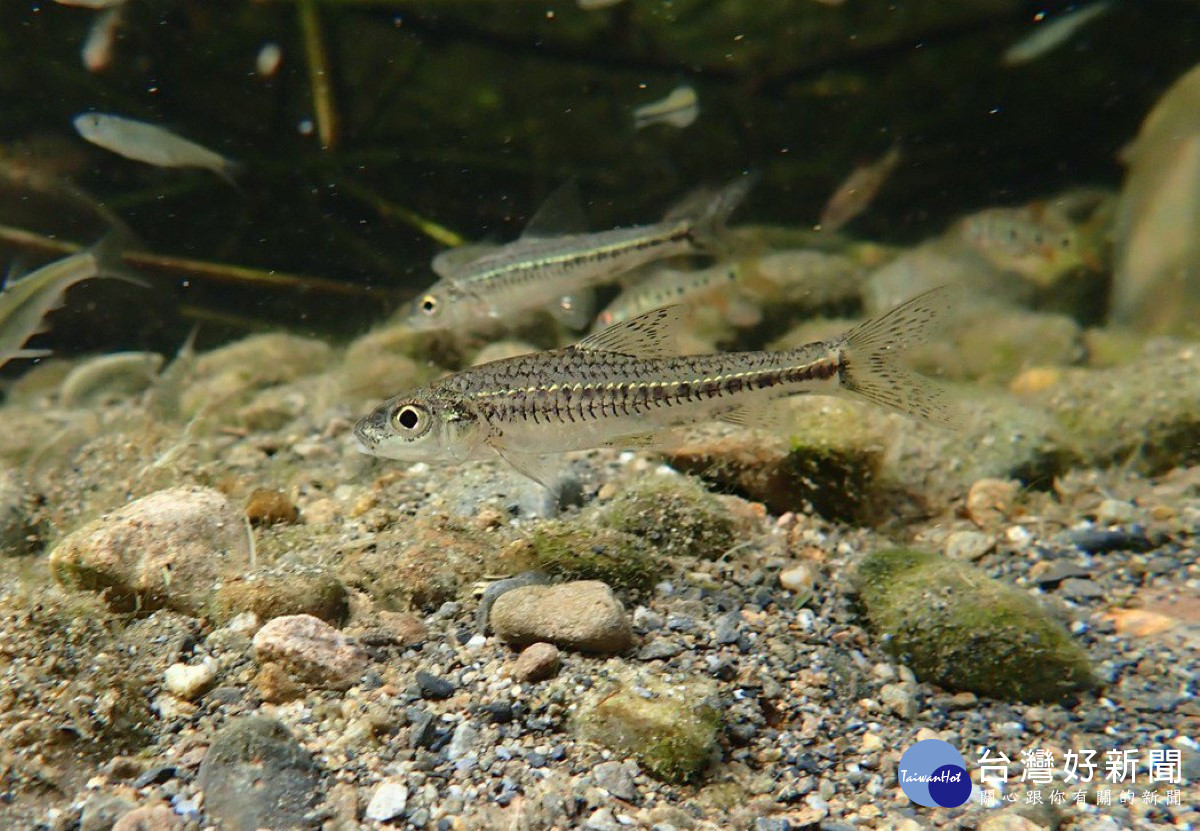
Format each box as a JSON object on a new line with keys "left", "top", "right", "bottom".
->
{"left": 431, "top": 242, "right": 500, "bottom": 278}
{"left": 520, "top": 179, "right": 589, "bottom": 240}
{"left": 573, "top": 304, "right": 685, "bottom": 358}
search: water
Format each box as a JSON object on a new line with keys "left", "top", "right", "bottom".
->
{"left": 0, "top": 2, "right": 1197, "bottom": 828}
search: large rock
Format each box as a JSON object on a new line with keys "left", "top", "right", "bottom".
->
{"left": 50, "top": 486, "right": 251, "bottom": 615}
{"left": 854, "top": 548, "right": 1096, "bottom": 702}
{"left": 489, "top": 580, "right": 633, "bottom": 654}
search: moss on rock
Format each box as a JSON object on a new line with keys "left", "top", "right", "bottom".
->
{"left": 574, "top": 670, "right": 721, "bottom": 783}
{"left": 593, "top": 475, "right": 737, "bottom": 559}
{"left": 522, "top": 523, "right": 661, "bottom": 591}
{"left": 854, "top": 548, "right": 1096, "bottom": 702}
{"left": 209, "top": 563, "right": 349, "bottom": 625}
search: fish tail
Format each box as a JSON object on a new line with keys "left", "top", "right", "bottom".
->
{"left": 90, "top": 234, "right": 150, "bottom": 289}
{"left": 671, "top": 173, "right": 757, "bottom": 254}
{"left": 836, "top": 285, "right": 960, "bottom": 426}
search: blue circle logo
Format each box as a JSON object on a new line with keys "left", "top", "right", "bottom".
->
{"left": 897, "top": 739, "right": 971, "bottom": 807}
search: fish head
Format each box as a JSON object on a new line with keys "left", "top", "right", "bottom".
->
{"left": 73, "top": 113, "right": 105, "bottom": 139}
{"left": 354, "top": 390, "right": 483, "bottom": 463}
{"left": 404, "top": 282, "right": 488, "bottom": 331}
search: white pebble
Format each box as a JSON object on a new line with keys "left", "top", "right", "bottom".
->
{"left": 779, "top": 562, "right": 815, "bottom": 592}
{"left": 163, "top": 657, "right": 218, "bottom": 701}
{"left": 365, "top": 781, "right": 409, "bottom": 822}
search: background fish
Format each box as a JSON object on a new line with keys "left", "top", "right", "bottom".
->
{"left": 0, "top": 240, "right": 142, "bottom": 370}
{"left": 406, "top": 175, "right": 753, "bottom": 332}
{"left": 633, "top": 85, "right": 700, "bottom": 130}
{"left": 73, "top": 113, "right": 240, "bottom": 183}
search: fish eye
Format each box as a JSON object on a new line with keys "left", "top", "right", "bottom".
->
{"left": 419, "top": 294, "right": 439, "bottom": 315}
{"left": 391, "top": 404, "right": 430, "bottom": 437}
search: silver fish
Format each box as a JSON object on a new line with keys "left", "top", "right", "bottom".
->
{"left": 357, "top": 287, "right": 955, "bottom": 488}
{"left": 633, "top": 85, "right": 699, "bottom": 130}
{"left": 819, "top": 146, "right": 902, "bottom": 233}
{"left": 82, "top": 6, "right": 122, "bottom": 73}
{"left": 0, "top": 241, "right": 140, "bottom": 370}
{"left": 53, "top": 0, "right": 127, "bottom": 7}
{"left": 592, "top": 261, "right": 767, "bottom": 331}
{"left": 407, "top": 176, "right": 752, "bottom": 331}
{"left": 1002, "top": 1, "right": 1115, "bottom": 67}
{"left": 73, "top": 113, "right": 239, "bottom": 182}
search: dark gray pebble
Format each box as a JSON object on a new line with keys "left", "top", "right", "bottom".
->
{"left": 637, "top": 640, "right": 683, "bottom": 661}
{"left": 1059, "top": 577, "right": 1106, "bottom": 599}
{"left": 416, "top": 669, "right": 456, "bottom": 700}
{"left": 197, "top": 717, "right": 319, "bottom": 831}
{"left": 1063, "top": 527, "right": 1152, "bottom": 553}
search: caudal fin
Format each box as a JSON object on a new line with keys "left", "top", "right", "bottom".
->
{"left": 667, "top": 173, "right": 757, "bottom": 255}
{"left": 838, "top": 286, "right": 960, "bottom": 426}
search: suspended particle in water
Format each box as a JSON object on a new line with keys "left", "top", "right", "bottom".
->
{"left": 256, "top": 42, "right": 283, "bottom": 78}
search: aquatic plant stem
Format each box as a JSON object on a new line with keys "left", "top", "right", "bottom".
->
{"left": 0, "top": 223, "right": 389, "bottom": 298}
{"left": 298, "top": 0, "right": 340, "bottom": 151}
{"left": 337, "top": 179, "right": 466, "bottom": 247}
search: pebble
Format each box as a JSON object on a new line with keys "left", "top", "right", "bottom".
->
{"left": 364, "top": 781, "right": 410, "bottom": 822}
{"left": 80, "top": 793, "right": 134, "bottom": 831}
{"left": 592, "top": 760, "right": 639, "bottom": 802}
{"left": 778, "top": 562, "right": 815, "bottom": 592}
{"left": 252, "top": 614, "right": 368, "bottom": 690}
{"left": 1058, "top": 577, "right": 1105, "bottom": 599}
{"left": 49, "top": 486, "right": 252, "bottom": 615}
{"left": 637, "top": 640, "right": 683, "bottom": 661}
{"left": 966, "top": 478, "right": 1018, "bottom": 529}
{"left": 512, "top": 642, "right": 561, "bottom": 682}
{"left": 1096, "top": 498, "right": 1135, "bottom": 524}
{"left": 879, "top": 682, "right": 919, "bottom": 719}
{"left": 416, "top": 669, "right": 456, "bottom": 699}
{"left": 244, "top": 488, "right": 299, "bottom": 526}
{"left": 446, "top": 720, "right": 478, "bottom": 761}
{"left": 198, "top": 717, "right": 319, "bottom": 831}
{"left": 163, "top": 657, "right": 218, "bottom": 701}
{"left": 489, "top": 580, "right": 633, "bottom": 654}
{"left": 0, "top": 469, "right": 35, "bottom": 556}
{"left": 111, "top": 804, "right": 183, "bottom": 831}
{"left": 979, "top": 814, "right": 1044, "bottom": 831}
{"left": 1063, "top": 526, "right": 1152, "bottom": 553}
{"left": 943, "top": 529, "right": 993, "bottom": 561}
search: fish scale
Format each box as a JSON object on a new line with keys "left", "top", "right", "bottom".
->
{"left": 355, "top": 287, "right": 958, "bottom": 487}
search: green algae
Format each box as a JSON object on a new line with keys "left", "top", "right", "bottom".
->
{"left": 575, "top": 673, "right": 722, "bottom": 784}
{"left": 522, "top": 522, "right": 662, "bottom": 592}
{"left": 854, "top": 548, "right": 1096, "bottom": 703}
{"left": 594, "top": 475, "right": 737, "bottom": 560}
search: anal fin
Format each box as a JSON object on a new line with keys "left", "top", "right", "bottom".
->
{"left": 715, "top": 397, "right": 791, "bottom": 432}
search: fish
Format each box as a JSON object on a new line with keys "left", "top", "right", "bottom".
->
{"left": 406, "top": 175, "right": 753, "bottom": 332}
{"left": 819, "top": 146, "right": 902, "bottom": 232}
{"left": 356, "top": 287, "right": 955, "bottom": 489}
{"left": 1002, "top": 1, "right": 1115, "bottom": 67}
{"left": 0, "top": 240, "right": 144, "bottom": 371}
{"left": 592, "top": 261, "right": 770, "bottom": 331}
{"left": 958, "top": 207, "right": 1093, "bottom": 285}
{"left": 53, "top": 0, "right": 127, "bottom": 7}
{"left": 82, "top": 6, "right": 122, "bottom": 73}
{"left": 577, "top": 0, "right": 628, "bottom": 9}
{"left": 73, "top": 113, "right": 240, "bottom": 183}
{"left": 633, "top": 85, "right": 699, "bottom": 130}
{"left": 59, "top": 351, "right": 164, "bottom": 407}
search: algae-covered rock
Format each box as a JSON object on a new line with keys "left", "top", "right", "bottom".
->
{"left": 519, "top": 523, "right": 661, "bottom": 591}
{"left": 575, "top": 668, "right": 722, "bottom": 783}
{"left": 210, "top": 563, "right": 349, "bottom": 625}
{"left": 49, "top": 486, "right": 252, "bottom": 616}
{"left": 1038, "top": 343, "right": 1200, "bottom": 473}
{"left": 593, "top": 475, "right": 737, "bottom": 560}
{"left": 337, "top": 517, "right": 491, "bottom": 611}
{"left": 181, "top": 333, "right": 333, "bottom": 419}
{"left": 854, "top": 548, "right": 1096, "bottom": 702}
{"left": 666, "top": 399, "right": 889, "bottom": 521}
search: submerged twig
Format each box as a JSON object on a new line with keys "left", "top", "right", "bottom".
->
{"left": 0, "top": 223, "right": 391, "bottom": 298}
{"left": 337, "top": 178, "right": 466, "bottom": 247}
{"left": 298, "top": 0, "right": 339, "bottom": 151}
